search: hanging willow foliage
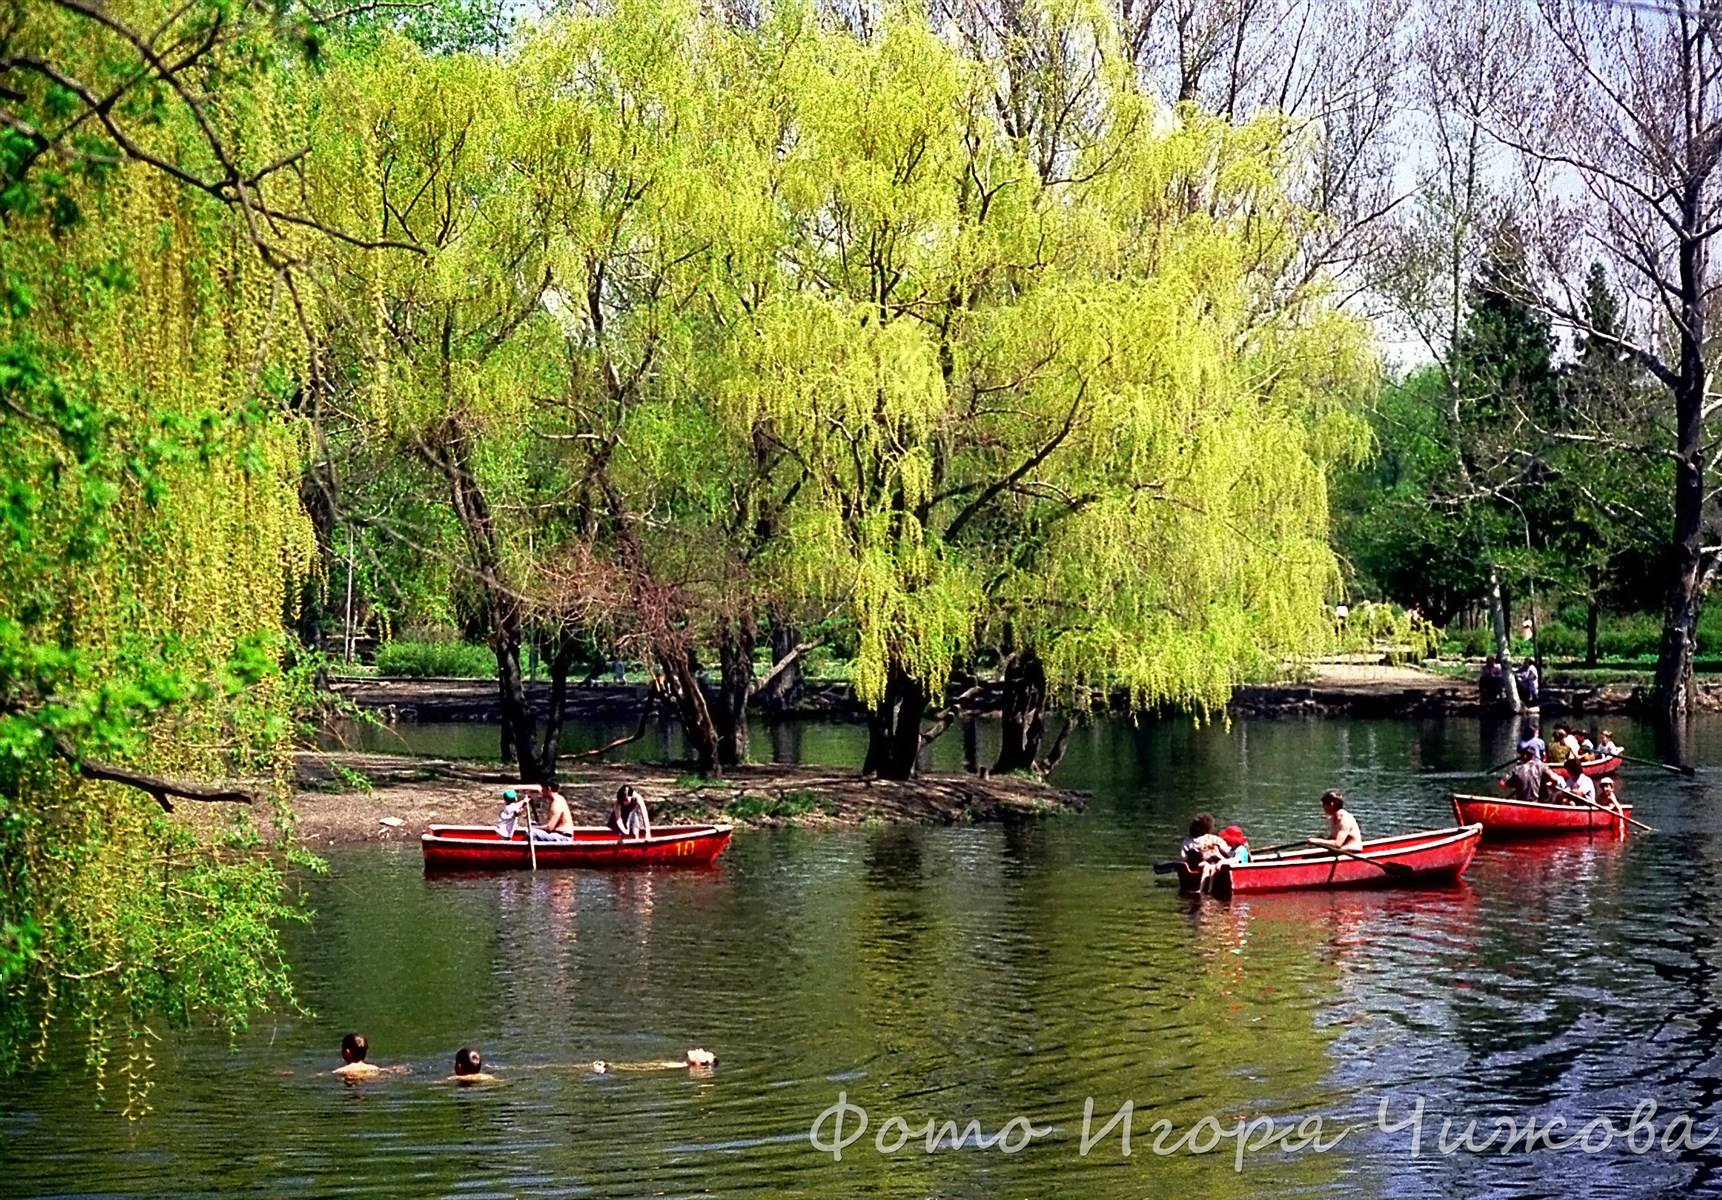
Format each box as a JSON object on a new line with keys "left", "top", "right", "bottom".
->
{"left": 0, "top": 0, "right": 319, "bottom": 1111}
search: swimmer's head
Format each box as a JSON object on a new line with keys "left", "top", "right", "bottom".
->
{"left": 341, "top": 1032, "right": 368, "bottom": 1064}
{"left": 686, "top": 1048, "right": 717, "bottom": 1068}
{"left": 454, "top": 1047, "right": 483, "bottom": 1076}
{"left": 591, "top": 1060, "right": 609, "bottom": 1074}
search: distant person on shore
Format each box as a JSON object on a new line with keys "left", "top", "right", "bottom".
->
{"left": 608, "top": 784, "right": 652, "bottom": 841}
{"left": 1519, "top": 722, "right": 1546, "bottom": 761}
{"left": 333, "top": 1033, "right": 405, "bottom": 1080}
{"left": 1546, "top": 756, "right": 1596, "bottom": 805}
{"left": 1518, "top": 661, "right": 1540, "bottom": 707}
{"left": 1499, "top": 747, "right": 1548, "bottom": 803}
{"left": 1310, "top": 790, "right": 1363, "bottom": 853}
{"left": 592, "top": 1048, "right": 717, "bottom": 1074}
{"left": 450, "top": 1047, "right": 500, "bottom": 1084}
{"left": 1480, "top": 656, "right": 1505, "bottom": 708}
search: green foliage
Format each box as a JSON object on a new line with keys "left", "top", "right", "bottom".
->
{"left": 0, "top": 0, "right": 317, "bottom": 1110}
{"left": 372, "top": 639, "right": 495, "bottom": 679}
{"left": 726, "top": 790, "right": 840, "bottom": 820}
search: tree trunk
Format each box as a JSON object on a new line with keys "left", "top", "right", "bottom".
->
{"left": 994, "top": 647, "right": 1049, "bottom": 775}
{"left": 656, "top": 643, "right": 722, "bottom": 775}
{"left": 1487, "top": 565, "right": 1523, "bottom": 713}
{"left": 534, "top": 634, "right": 576, "bottom": 785}
{"left": 713, "top": 615, "right": 758, "bottom": 768}
{"left": 757, "top": 618, "right": 803, "bottom": 713}
{"left": 1654, "top": 213, "right": 1708, "bottom": 722}
{"left": 1586, "top": 597, "right": 1600, "bottom": 668}
{"left": 491, "top": 616, "right": 541, "bottom": 782}
{"left": 962, "top": 714, "right": 979, "bottom": 774}
{"left": 863, "top": 661, "right": 926, "bottom": 780}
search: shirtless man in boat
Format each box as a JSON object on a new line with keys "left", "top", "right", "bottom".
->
{"left": 1310, "top": 790, "right": 1363, "bottom": 853}
{"left": 538, "top": 782, "right": 575, "bottom": 840}
{"left": 592, "top": 1048, "right": 716, "bottom": 1074}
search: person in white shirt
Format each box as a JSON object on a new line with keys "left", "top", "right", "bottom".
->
{"left": 1546, "top": 757, "right": 1596, "bottom": 805}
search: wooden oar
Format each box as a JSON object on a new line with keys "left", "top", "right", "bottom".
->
{"left": 1553, "top": 785, "right": 1657, "bottom": 833}
{"left": 1321, "top": 842, "right": 1415, "bottom": 879}
{"left": 1488, "top": 755, "right": 1518, "bottom": 774}
{"left": 1617, "top": 753, "right": 1696, "bottom": 778}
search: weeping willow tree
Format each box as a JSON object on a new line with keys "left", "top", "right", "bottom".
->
{"left": 0, "top": 0, "right": 323, "bottom": 1108}
{"left": 708, "top": 3, "right": 1376, "bottom": 777}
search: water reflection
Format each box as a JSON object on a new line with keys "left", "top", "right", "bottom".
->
{"left": 7, "top": 714, "right": 1722, "bottom": 1199}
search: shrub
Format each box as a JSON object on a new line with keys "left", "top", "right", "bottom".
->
{"left": 372, "top": 638, "right": 495, "bottom": 678}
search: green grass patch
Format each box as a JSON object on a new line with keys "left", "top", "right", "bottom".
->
{"left": 373, "top": 638, "right": 495, "bottom": 678}
{"left": 726, "top": 789, "right": 841, "bottom": 820}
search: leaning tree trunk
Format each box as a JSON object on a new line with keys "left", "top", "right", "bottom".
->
{"left": 713, "top": 615, "right": 758, "bottom": 768}
{"left": 994, "top": 647, "right": 1049, "bottom": 775}
{"left": 532, "top": 634, "right": 577, "bottom": 786}
{"left": 430, "top": 416, "right": 542, "bottom": 782}
{"left": 1586, "top": 596, "right": 1600, "bottom": 668}
{"left": 756, "top": 618, "right": 804, "bottom": 713}
{"left": 1654, "top": 251, "right": 1707, "bottom": 723}
{"left": 863, "top": 660, "right": 926, "bottom": 780}
{"left": 656, "top": 644, "right": 723, "bottom": 776}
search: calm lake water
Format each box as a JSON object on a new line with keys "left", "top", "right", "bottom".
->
{"left": 8, "top": 713, "right": 1722, "bottom": 1199}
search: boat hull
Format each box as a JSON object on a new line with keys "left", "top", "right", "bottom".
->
{"left": 1579, "top": 755, "right": 1624, "bottom": 778}
{"left": 1177, "top": 825, "right": 1482, "bottom": 896}
{"left": 421, "top": 824, "right": 732, "bottom": 871}
{"left": 1452, "top": 793, "right": 1631, "bottom": 839}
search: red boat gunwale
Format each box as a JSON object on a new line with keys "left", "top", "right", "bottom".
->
{"left": 1452, "top": 792, "right": 1632, "bottom": 840}
{"left": 1177, "top": 824, "right": 1482, "bottom": 896}
{"left": 1577, "top": 755, "right": 1624, "bottom": 778}
{"left": 421, "top": 823, "right": 732, "bottom": 871}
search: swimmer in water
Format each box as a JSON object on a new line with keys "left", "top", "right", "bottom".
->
{"left": 449, "top": 1046, "right": 500, "bottom": 1084}
{"left": 591, "top": 1048, "right": 717, "bottom": 1074}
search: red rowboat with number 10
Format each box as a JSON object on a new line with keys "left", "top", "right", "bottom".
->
{"left": 1452, "top": 793, "right": 1631, "bottom": 840}
{"left": 1177, "top": 825, "right": 1482, "bottom": 896}
{"left": 421, "top": 824, "right": 732, "bottom": 871}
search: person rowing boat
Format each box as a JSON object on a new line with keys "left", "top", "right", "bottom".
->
{"left": 1545, "top": 756, "right": 1596, "bottom": 805}
{"left": 1309, "top": 790, "right": 1363, "bottom": 852}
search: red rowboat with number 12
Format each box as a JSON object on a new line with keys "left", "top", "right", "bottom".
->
{"left": 1452, "top": 793, "right": 1631, "bottom": 840}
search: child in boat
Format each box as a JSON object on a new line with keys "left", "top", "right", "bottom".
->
{"left": 1598, "top": 776, "right": 1624, "bottom": 818}
{"left": 592, "top": 1048, "right": 716, "bottom": 1074}
{"left": 1598, "top": 730, "right": 1623, "bottom": 756}
{"left": 1219, "top": 824, "right": 1250, "bottom": 864}
{"left": 450, "top": 1047, "right": 500, "bottom": 1084}
{"left": 608, "top": 784, "right": 652, "bottom": 840}
{"left": 1181, "top": 812, "right": 1233, "bottom": 891}
{"left": 1311, "top": 790, "right": 1363, "bottom": 852}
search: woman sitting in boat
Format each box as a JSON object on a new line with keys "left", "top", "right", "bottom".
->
{"left": 608, "top": 784, "right": 652, "bottom": 840}
{"left": 1310, "top": 790, "right": 1363, "bottom": 853}
{"left": 1181, "top": 811, "right": 1233, "bottom": 891}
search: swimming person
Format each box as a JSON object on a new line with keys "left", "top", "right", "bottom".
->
{"left": 591, "top": 1048, "right": 716, "bottom": 1073}
{"left": 1310, "top": 790, "right": 1363, "bottom": 853}
{"left": 332, "top": 1033, "right": 406, "bottom": 1079}
{"left": 449, "top": 1047, "right": 500, "bottom": 1084}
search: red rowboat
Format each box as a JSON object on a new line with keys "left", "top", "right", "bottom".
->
{"left": 1576, "top": 755, "right": 1624, "bottom": 778}
{"left": 421, "top": 824, "right": 732, "bottom": 871}
{"left": 1452, "top": 792, "right": 1631, "bottom": 839}
{"left": 1177, "top": 825, "right": 1482, "bottom": 897}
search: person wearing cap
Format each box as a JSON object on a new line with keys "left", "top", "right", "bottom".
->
{"left": 496, "top": 785, "right": 574, "bottom": 842}
{"left": 1218, "top": 824, "right": 1250, "bottom": 864}
{"left": 1310, "top": 790, "right": 1363, "bottom": 852}
{"left": 1597, "top": 776, "right": 1624, "bottom": 819}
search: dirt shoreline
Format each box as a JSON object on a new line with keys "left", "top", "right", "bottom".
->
{"left": 289, "top": 752, "right": 1086, "bottom": 847}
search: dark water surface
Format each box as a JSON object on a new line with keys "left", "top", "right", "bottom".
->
{"left": 8, "top": 714, "right": 1722, "bottom": 1199}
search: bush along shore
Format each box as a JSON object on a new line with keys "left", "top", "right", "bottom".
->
{"left": 286, "top": 753, "right": 1087, "bottom": 846}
